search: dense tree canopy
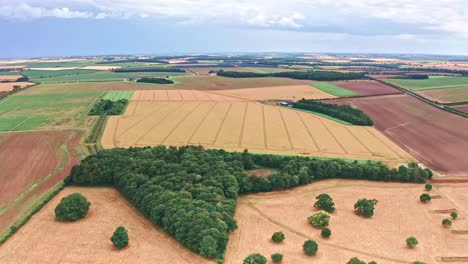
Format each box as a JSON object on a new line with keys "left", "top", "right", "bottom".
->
{"left": 111, "top": 226, "right": 129, "bottom": 249}
{"left": 217, "top": 69, "right": 365, "bottom": 81}
{"left": 303, "top": 240, "right": 318, "bottom": 255}
{"left": 314, "top": 193, "right": 335, "bottom": 213}
{"left": 54, "top": 193, "right": 90, "bottom": 221}
{"left": 89, "top": 99, "right": 128, "bottom": 115}
{"left": 244, "top": 253, "right": 267, "bottom": 264}
{"left": 136, "top": 77, "right": 174, "bottom": 84}
{"left": 354, "top": 198, "right": 378, "bottom": 218}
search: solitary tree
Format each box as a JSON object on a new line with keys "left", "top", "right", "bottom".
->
{"left": 272, "top": 231, "right": 285, "bottom": 243}
{"left": 424, "top": 183, "right": 432, "bottom": 191}
{"left": 321, "top": 227, "right": 331, "bottom": 238}
{"left": 450, "top": 212, "right": 458, "bottom": 220}
{"left": 271, "top": 253, "right": 283, "bottom": 262}
{"left": 244, "top": 253, "right": 267, "bottom": 264}
{"left": 406, "top": 237, "right": 419, "bottom": 248}
{"left": 419, "top": 193, "right": 431, "bottom": 203}
{"left": 412, "top": 262, "right": 426, "bottom": 264}
{"left": 354, "top": 198, "right": 378, "bottom": 218}
{"left": 54, "top": 193, "right": 90, "bottom": 221}
{"left": 302, "top": 240, "right": 318, "bottom": 255}
{"left": 308, "top": 211, "right": 330, "bottom": 228}
{"left": 347, "top": 257, "right": 366, "bottom": 264}
{"left": 314, "top": 193, "right": 335, "bottom": 213}
{"left": 442, "top": 218, "right": 452, "bottom": 227}
{"left": 110, "top": 226, "right": 129, "bottom": 249}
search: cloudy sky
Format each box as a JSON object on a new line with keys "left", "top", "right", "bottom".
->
{"left": 1, "top": 0, "right": 467, "bottom": 58}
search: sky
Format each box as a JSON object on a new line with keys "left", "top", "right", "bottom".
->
{"left": 1, "top": 0, "right": 468, "bottom": 58}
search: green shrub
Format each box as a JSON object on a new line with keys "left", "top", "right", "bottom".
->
{"left": 303, "top": 240, "right": 318, "bottom": 255}
{"left": 354, "top": 198, "right": 378, "bottom": 218}
{"left": 272, "top": 231, "right": 285, "bottom": 242}
{"left": 419, "top": 193, "right": 431, "bottom": 203}
{"left": 244, "top": 253, "right": 267, "bottom": 264}
{"left": 450, "top": 211, "right": 458, "bottom": 220}
{"left": 271, "top": 253, "right": 283, "bottom": 262}
{"left": 425, "top": 183, "right": 432, "bottom": 191}
{"left": 54, "top": 193, "right": 90, "bottom": 221}
{"left": 321, "top": 227, "right": 331, "bottom": 238}
{"left": 111, "top": 226, "right": 129, "bottom": 249}
{"left": 308, "top": 211, "right": 330, "bottom": 228}
{"left": 442, "top": 218, "right": 452, "bottom": 227}
{"left": 314, "top": 193, "right": 335, "bottom": 213}
{"left": 406, "top": 237, "right": 418, "bottom": 248}
{"left": 347, "top": 257, "right": 366, "bottom": 264}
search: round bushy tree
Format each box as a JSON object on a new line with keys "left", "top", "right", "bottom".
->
{"left": 314, "top": 193, "right": 335, "bottom": 213}
{"left": 347, "top": 257, "right": 366, "bottom": 264}
{"left": 354, "top": 198, "right": 378, "bottom": 218}
{"left": 368, "top": 261, "right": 377, "bottom": 264}
{"left": 406, "top": 237, "right": 418, "bottom": 248}
{"left": 243, "top": 253, "right": 267, "bottom": 264}
{"left": 419, "top": 193, "right": 431, "bottom": 203}
{"left": 450, "top": 211, "right": 458, "bottom": 220}
{"left": 302, "top": 240, "right": 318, "bottom": 256}
{"left": 321, "top": 227, "right": 331, "bottom": 238}
{"left": 271, "top": 253, "right": 283, "bottom": 262}
{"left": 442, "top": 218, "right": 452, "bottom": 227}
{"left": 54, "top": 193, "right": 90, "bottom": 221}
{"left": 111, "top": 226, "right": 129, "bottom": 249}
{"left": 308, "top": 211, "right": 330, "bottom": 228}
{"left": 272, "top": 231, "right": 285, "bottom": 243}
{"left": 412, "top": 262, "right": 426, "bottom": 264}
{"left": 424, "top": 183, "right": 432, "bottom": 191}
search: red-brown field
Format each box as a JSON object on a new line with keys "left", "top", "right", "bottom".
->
{"left": 452, "top": 104, "right": 468, "bottom": 113}
{"left": 225, "top": 179, "right": 468, "bottom": 264}
{"left": 0, "top": 75, "right": 22, "bottom": 82}
{"left": 325, "top": 94, "right": 468, "bottom": 176}
{"left": 0, "top": 187, "right": 211, "bottom": 264}
{"left": 0, "top": 82, "right": 34, "bottom": 92}
{"left": 331, "top": 80, "right": 401, "bottom": 96}
{"left": 0, "top": 131, "right": 82, "bottom": 235}
{"left": 416, "top": 87, "right": 468, "bottom": 103}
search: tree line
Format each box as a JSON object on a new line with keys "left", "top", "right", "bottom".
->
{"left": 217, "top": 69, "right": 366, "bottom": 81}
{"left": 136, "top": 77, "right": 174, "bottom": 84}
{"left": 89, "top": 99, "right": 128, "bottom": 115}
{"left": 292, "top": 99, "right": 373, "bottom": 126}
{"left": 112, "top": 68, "right": 185, "bottom": 73}
{"left": 67, "top": 146, "right": 431, "bottom": 260}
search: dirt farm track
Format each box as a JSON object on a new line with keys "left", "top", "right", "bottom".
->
{"left": 102, "top": 90, "right": 414, "bottom": 165}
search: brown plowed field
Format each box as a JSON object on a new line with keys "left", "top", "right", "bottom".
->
{"left": 452, "top": 104, "right": 468, "bottom": 113}
{"left": 0, "top": 187, "right": 211, "bottom": 264}
{"left": 325, "top": 94, "right": 468, "bottom": 176}
{"left": 213, "top": 85, "right": 336, "bottom": 101}
{"left": 102, "top": 100, "right": 414, "bottom": 165}
{"left": 0, "top": 82, "right": 34, "bottom": 92}
{"left": 417, "top": 87, "right": 468, "bottom": 103}
{"left": 224, "top": 179, "right": 468, "bottom": 264}
{"left": 0, "top": 131, "right": 82, "bottom": 235}
{"left": 331, "top": 80, "right": 401, "bottom": 96}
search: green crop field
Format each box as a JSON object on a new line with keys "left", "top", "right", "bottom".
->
{"left": 102, "top": 91, "right": 134, "bottom": 101}
{"left": 25, "top": 60, "right": 100, "bottom": 68}
{"left": 30, "top": 71, "right": 187, "bottom": 83}
{"left": 310, "top": 82, "right": 358, "bottom": 97}
{"left": 0, "top": 92, "right": 100, "bottom": 131}
{"left": 246, "top": 67, "right": 294, "bottom": 73}
{"left": 387, "top": 76, "right": 468, "bottom": 90}
{"left": 23, "top": 69, "right": 100, "bottom": 79}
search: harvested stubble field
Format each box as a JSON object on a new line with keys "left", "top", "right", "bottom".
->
{"left": 212, "top": 85, "right": 336, "bottom": 101}
{"left": 325, "top": 94, "right": 468, "bottom": 175}
{"left": 0, "top": 75, "right": 22, "bottom": 81}
{"left": 330, "top": 80, "right": 401, "bottom": 96}
{"left": 416, "top": 87, "right": 468, "bottom": 103}
{"left": 386, "top": 76, "right": 468, "bottom": 90}
{"left": 0, "top": 131, "right": 82, "bottom": 235}
{"left": 20, "top": 82, "right": 159, "bottom": 94}
{"left": 0, "top": 82, "right": 34, "bottom": 92}
{"left": 102, "top": 91, "right": 413, "bottom": 165}
{"left": 131, "top": 89, "right": 243, "bottom": 102}
{"left": 224, "top": 179, "right": 468, "bottom": 264}
{"left": 0, "top": 187, "right": 211, "bottom": 264}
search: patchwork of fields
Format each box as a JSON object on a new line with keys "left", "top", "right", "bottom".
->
{"left": 417, "top": 87, "right": 468, "bottom": 103}
{"left": 102, "top": 94, "right": 413, "bottom": 164}
{"left": 387, "top": 76, "right": 468, "bottom": 90}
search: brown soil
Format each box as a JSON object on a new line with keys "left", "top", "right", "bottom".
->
{"left": 331, "top": 80, "right": 401, "bottom": 96}
{"left": 452, "top": 104, "right": 468, "bottom": 113}
{"left": 0, "top": 187, "right": 211, "bottom": 264}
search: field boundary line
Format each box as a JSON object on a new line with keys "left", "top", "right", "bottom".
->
{"left": 213, "top": 103, "right": 233, "bottom": 145}
{"left": 238, "top": 103, "right": 248, "bottom": 148}
{"left": 160, "top": 102, "right": 202, "bottom": 145}
{"left": 319, "top": 118, "right": 349, "bottom": 154}
{"left": 278, "top": 107, "right": 293, "bottom": 149}
{"left": 112, "top": 117, "right": 119, "bottom": 148}
{"left": 366, "top": 128, "right": 404, "bottom": 159}
{"left": 117, "top": 102, "right": 172, "bottom": 138}
{"left": 8, "top": 116, "right": 32, "bottom": 131}
{"left": 344, "top": 126, "right": 374, "bottom": 155}
{"left": 178, "top": 90, "right": 184, "bottom": 100}
{"left": 133, "top": 103, "right": 181, "bottom": 145}
{"left": 187, "top": 102, "right": 217, "bottom": 144}
{"left": 295, "top": 111, "right": 320, "bottom": 151}
{"left": 244, "top": 200, "right": 408, "bottom": 263}
{"left": 262, "top": 105, "right": 268, "bottom": 148}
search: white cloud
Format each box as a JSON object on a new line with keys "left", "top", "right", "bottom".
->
{"left": 0, "top": 0, "right": 467, "bottom": 36}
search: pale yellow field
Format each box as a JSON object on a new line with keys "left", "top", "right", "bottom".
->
{"left": 102, "top": 99, "right": 414, "bottom": 165}
{"left": 132, "top": 90, "right": 244, "bottom": 102}
{"left": 212, "top": 85, "right": 336, "bottom": 100}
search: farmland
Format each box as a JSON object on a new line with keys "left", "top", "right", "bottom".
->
{"left": 0, "top": 82, "right": 34, "bottom": 92}
{"left": 330, "top": 80, "right": 401, "bottom": 96}
{"left": 22, "top": 69, "right": 100, "bottom": 79}
{"left": 0, "top": 75, "right": 22, "bottom": 82}
{"left": 212, "top": 85, "right": 336, "bottom": 101}
{"left": 0, "top": 187, "right": 210, "bottom": 264}
{"left": 453, "top": 104, "right": 468, "bottom": 113}
{"left": 28, "top": 71, "right": 187, "bottom": 83}
{"left": 102, "top": 90, "right": 134, "bottom": 101}
{"left": 386, "top": 76, "right": 468, "bottom": 90}
{"left": 326, "top": 94, "right": 468, "bottom": 175}
{"left": 310, "top": 82, "right": 357, "bottom": 97}
{"left": 0, "top": 131, "right": 82, "bottom": 236}
{"left": 102, "top": 92, "right": 413, "bottom": 165}
{"left": 20, "top": 82, "right": 161, "bottom": 94}
{"left": 225, "top": 179, "right": 468, "bottom": 264}
{"left": 416, "top": 87, "right": 468, "bottom": 103}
